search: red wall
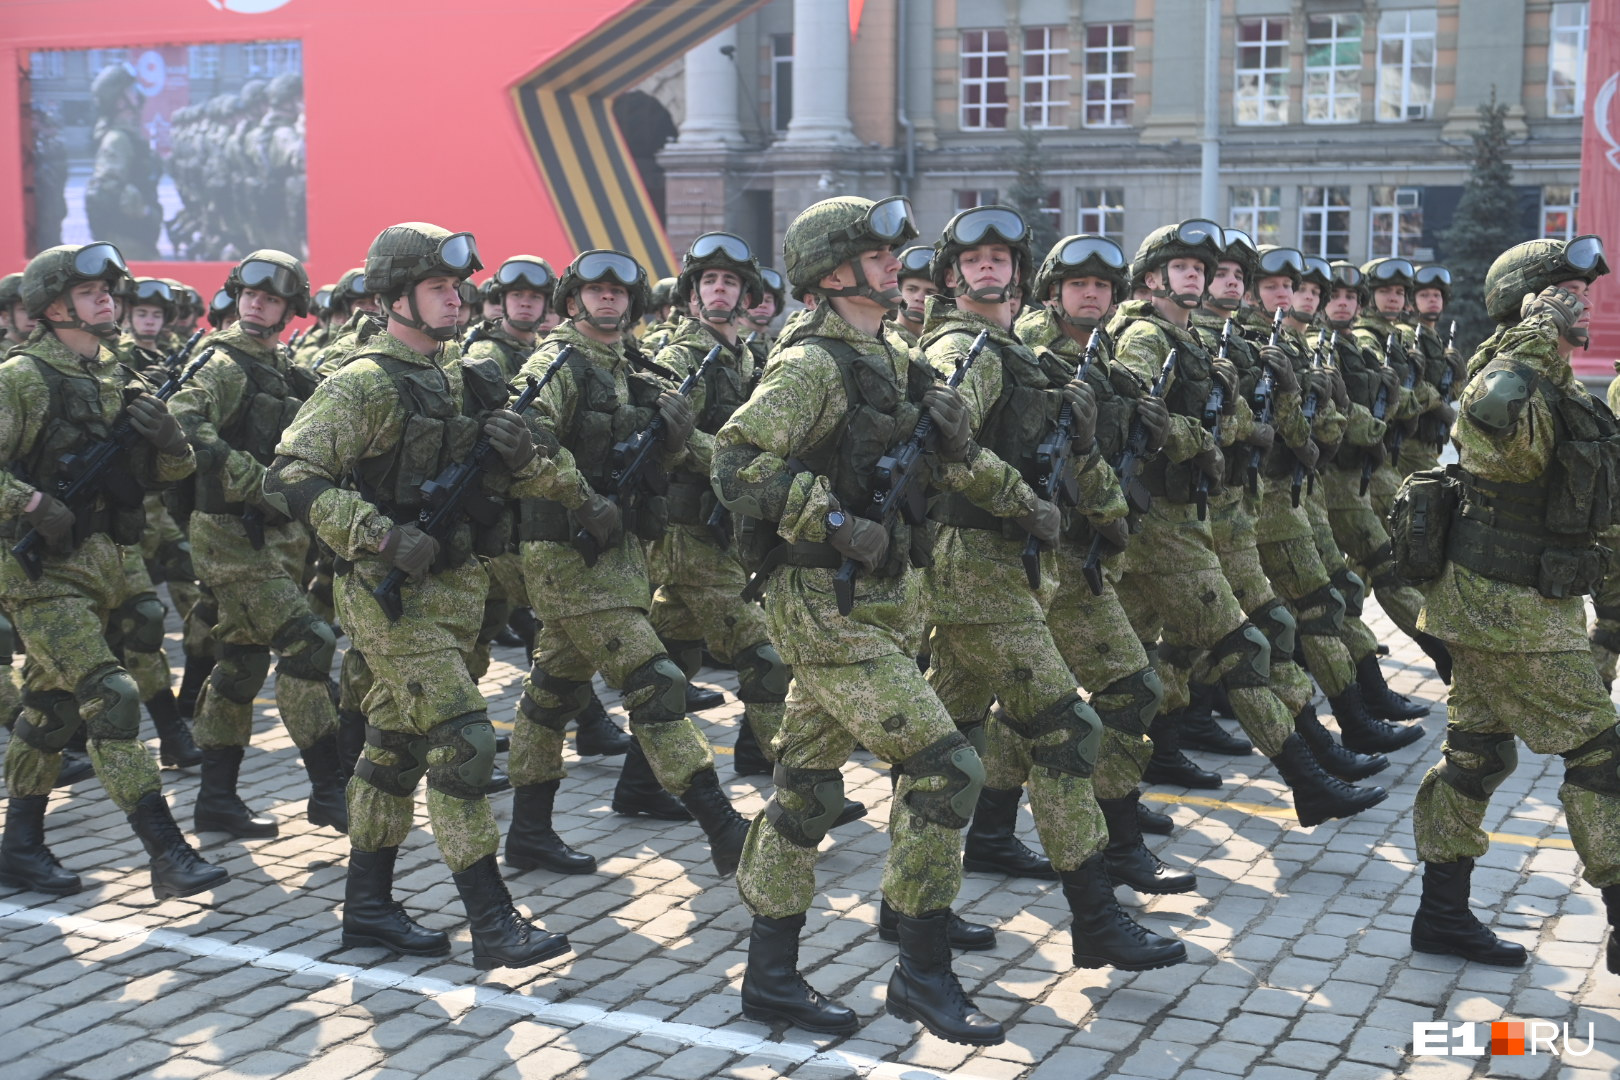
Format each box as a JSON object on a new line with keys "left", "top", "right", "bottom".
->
{"left": 1578, "top": 3, "right": 1619, "bottom": 378}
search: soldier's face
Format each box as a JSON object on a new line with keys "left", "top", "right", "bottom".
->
{"left": 504, "top": 288, "right": 548, "bottom": 326}
{"left": 1148, "top": 258, "right": 1206, "bottom": 299}
{"left": 53, "top": 280, "right": 114, "bottom": 326}
{"left": 1414, "top": 287, "right": 1445, "bottom": 317}
{"left": 1057, "top": 276, "right": 1112, "bottom": 322}
{"left": 1325, "top": 287, "right": 1360, "bottom": 323}
{"left": 1210, "top": 262, "right": 1245, "bottom": 303}
{"left": 1256, "top": 276, "right": 1293, "bottom": 316}
{"left": 900, "top": 278, "right": 938, "bottom": 320}
{"left": 1373, "top": 284, "right": 1407, "bottom": 316}
{"left": 483, "top": 299, "right": 503, "bottom": 322}
{"left": 238, "top": 287, "right": 287, "bottom": 328}
{"left": 573, "top": 282, "right": 629, "bottom": 320}
{"left": 1557, "top": 278, "right": 1592, "bottom": 335}
{"left": 1291, "top": 282, "right": 1323, "bottom": 319}
{"left": 10, "top": 303, "right": 37, "bottom": 336}
{"left": 747, "top": 293, "right": 779, "bottom": 326}
{"left": 131, "top": 304, "right": 166, "bottom": 338}
{"left": 950, "top": 244, "right": 1015, "bottom": 293}
{"left": 401, "top": 276, "right": 461, "bottom": 330}
{"left": 695, "top": 269, "right": 742, "bottom": 318}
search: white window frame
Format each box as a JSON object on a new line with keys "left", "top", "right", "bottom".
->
{"left": 1077, "top": 188, "right": 1125, "bottom": 244}
{"left": 771, "top": 34, "right": 793, "bottom": 133}
{"left": 1299, "top": 186, "right": 1352, "bottom": 259}
{"left": 1542, "top": 186, "right": 1580, "bottom": 240}
{"left": 1022, "top": 26, "right": 1070, "bottom": 130}
{"left": 955, "top": 189, "right": 1000, "bottom": 212}
{"left": 960, "top": 29, "right": 1010, "bottom": 131}
{"left": 1230, "top": 186, "right": 1283, "bottom": 247}
{"left": 1083, "top": 23, "right": 1134, "bottom": 129}
{"left": 188, "top": 45, "right": 221, "bottom": 82}
{"left": 1235, "top": 18, "right": 1290, "bottom": 126}
{"left": 1376, "top": 10, "right": 1436, "bottom": 122}
{"left": 29, "top": 51, "right": 66, "bottom": 81}
{"left": 1548, "top": 3, "right": 1589, "bottom": 119}
{"left": 1369, "top": 186, "right": 1423, "bottom": 258}
{"left": 1304, "top": 13, "right": 1362, "bottom": 124}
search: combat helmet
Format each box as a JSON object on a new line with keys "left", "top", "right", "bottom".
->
{"left": 783, "top": 195, "right": 917, "bottom": 306}
{"left": 1360, "top": 257, "right": 1416, "bottom": 308}
{"left": 486, "top": 255, "right": 555, "bottom": 332}
{"left": 554, "top": 249, "right": 649, "bottom": 332}
{"left": 933, "top": 204, "right": 1033, "bottom": 303}
{"left": 311, "top": 284, "right": 336, "bottom": 321}
{"left": 0, "top": 272, "right": 23, "bottom": 317}
{"left": 130, "top": 278, "right": 178, "bottom": 324}
{"left": 1484, "top": 236, "right": 1608, "bottom": 324}
{"left": 365, "top": 223, "right": 482, "bottom": 341}
{"left": 675, "top": 232, "right": 762, "bottom": 320}
{"left": 1033, "top": 234, "right": 1128, "bottom": 306}
{"left": 1254, "top": 245, "right": 1306, "bottom": 289}
{"left": 21, "top": 242, "right": 129, "bottom": 339}
{"left": 1326, "top": 260, "right": 1368, "bottom": 305}
{"left": 1131, "top": 219, "right": 1224, "bottom": 308}
{"left": 226, "top": 249, "right": 309, "bottom": 337}
{"left": 334, "top": 267, "right": 371, "bottom": 316}
{"left": 1413, "top": 263, "right": 1453, "bottom": 304}
{"left": 267, "top": 72, "right": 302, "bottom": 110}
{"left": 649, "top": 276, "right": 678, "bottom": 314}
{"left": 896, "top": 245, "right": 935, "bottom": 284}
{"left": 1290, "top": 256, "right": 1335, "bottom": 323}
{"left": 90, "top": 64, "right": 139, "bottom": 114}
{"left": 207, "top": 287, "right": 235, "bottom": 330}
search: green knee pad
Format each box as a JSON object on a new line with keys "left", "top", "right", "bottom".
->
{"left": 660, "top": 638, "right": 704, "bottom": 679}
{"left": 519, "top": 668, "right": 592, "bottom": 733}
{"left": 1094, "top": 667, "right": 1163, "bottom": 738}
{"left": 426, "top": 712, "right": 497, "bottom": 799}
{"left": 1437, "top": 728, "right": 1519, "bottom": 801}
{"left": 1293, "top": 581, "right": 1347, "bottom": 636}
{"left": 999, "top": 691, "right": 1102, "bottom": 779}
{"left": 210, "top": 643, "right": 273, "bottom": 705}
{"left": 898, "top": 732, "right": 985, "bottom": 829}
{"left": 15, "top": 688, "right": 82, "bottom": 752}
{"left": 624, "top": 655, "right": 688, "bottom": 725}
{"left": 1563, "top": 725, "right": 1620, "bottom": 797}
{"left": 764, "top": 763, "right": 845, "bottom": 849}
{"left": 1251, "top": 600, "right": 1298, "bottom": 663}
{"left": 77, "top": 663, "right": 142, "bottom": 741}
{"left": 355, "top": 724, "right": 430, "bottom": 797}
{"left": 271, "top": 615, "right": 337, "bottom": 682}
{"left": 1208, "top": 622, "right": 1272, "bottom": 689}
{"left": 113, "top": 592, "right": 169, "bottom": 654}
{"left": 733, "top": 640, "right": 789, "bottom": 703}
{"left": 1330, "top": 568, "right": 1366, "bottom": 617}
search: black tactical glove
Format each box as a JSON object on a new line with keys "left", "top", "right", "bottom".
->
{"left": 1290, "top": 435, "right": 1320, "bottom": 470}
{"left": 1135, "top": 396, "right": 1170, "bottom": 452}
{"left": 1016, "top": 499, "right": 1062, "bottom": 546}
{"left": 1247, "top": 422, "right": 1275, "bottom": 451}
{"left": 1329, "top": 366, "right": 1351, "bottom": 412}
{"left": 1092, "top": 516, "right": 1130, "bottom": 553}
{"left": 658, "top": 391, "right": 696, "bottom": 453}
{"left": 1375, "top": 365, "right": 1400, "bottom": 401}
{"left": 1211, "top": 359, "right": 1239, "bottom": 402}
{"left": 574, "top": 494, "right": 622, "bottom": 548}
{"left": 483, "top": 409, "right": 537, "bottom": 471}
{"left": 127, "top": 394, "right": 188, "bottom": 456}
{"left": 1193, "top": 446, "right": 1225, "bottom": 484}
{"left": 828, "top": 513, "right": 889, "bottom": 572}
{"left": 1523, "top": 285, "right": 1587, "bottom": 341}
{"left": 924, "top": 384, "right": 974, "bottom": 463}
{"left": 24, "top": 492, "right": 75, "bottom": 551}
{"left": 379, "top": 524, "right": 440, "bottom": 580}
{"left": 1061, "top": 378, "right": 1098, "bottom": 449}
{"left": 1259, "top": 344, "right": 1299, "bottom": 394}
{"left": 1443, "top": 346, "right": 1467, "bottom": 389}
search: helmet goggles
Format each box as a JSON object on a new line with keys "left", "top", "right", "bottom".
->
{"left": 495, "top": 259, "right": 553, "bottom": 292}
{"left": 237, "top": 259, "right": 301, "bottom": 298}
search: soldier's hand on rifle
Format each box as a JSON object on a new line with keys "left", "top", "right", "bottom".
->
{"left": 574, "top": 493, "right": 622, "bottom": 548}
{"left": 1523, "top": 285, "right": 1587, "bottom": 341}
{"left": 378, "top": 523, "right": 440, "bottom": 581}
{"left": 23, "top": 491, "right": 75, "bottom": 552}
{"left": 1246, "top": 422, "right": 1275, "bottom": 451}
{"left": 127, "top": 393, "right": 188, "bottom": 455}
{"left": 1211, "top": 358, "right": 1239, "bottom": 400}
{"left": 1135, "top": 396, "right": 1170, "bottom": 452}
{"left": 657, "top": 391, "right": 696, "bottom": 452}
{"left": 1259, "top": 344, "right": 1298, "bottom": 394}
{"left": 1328, "top": 366, "right": 1350, "bottom": 411}
{"left": 1193, "top": 445, "right": 1224, "bottom": 484}
{"left": 1444, "top": 346, "right": 1467, "bottom": 388}
{"left": 1435, "top": 401, "right": 1457, "bottom": 427}
{"left": 1016, "top": 498, "right": 1062, "bottom": 545}
{"left": 483, "top": 409, "right": 538, "bottom": 471}
{"left": 923, "top": 385, "right": 974, "bottom": 462}
{"left": 1290, "top": 435, "right": 1320, "bottom": 469}
{"left": 828, "top": 512, "right": 889, "bottom": 572}
{"left": 1364, "top": 440, "right": 1387, "bottom": 466}
{"left": 1092, "top": 515, "right": 1129, "bottom": 553}
{"left": 1061, "top": 378, "right": 1098, "bottom": 449}
{"left": 1376, "top": 365, "right": 1400, "bottom": 400}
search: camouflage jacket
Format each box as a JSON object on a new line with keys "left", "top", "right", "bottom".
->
{"left": 464, "top": 320, "right": 538, "bottom": 381}
{"left": 1109, "top": 300, "right": 1221, "bottom": 471}
{"left": 1353, "top": 310, "right": 1432, "bottom": 424}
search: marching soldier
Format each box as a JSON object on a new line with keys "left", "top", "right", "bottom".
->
{"left": 888, "top": 245, "right": 937, "bottom": 348}
{"left": 85, "top": 67, "right": 162, "bottom": 261}
{"left": 1401, "top": 264, "right": 1467, "bottom": 482}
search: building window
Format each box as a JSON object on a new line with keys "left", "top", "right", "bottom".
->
{"left": 1369, "top": 186, "right": 1423, "bottom": 258}
{"left": 29, "top": 51, "right": 66, "bottom": 81}
{"left": 1377, "top": 10, "right": 1435, "bottom": 122}
{"left": 1083, "top": 24, "right": 1134, "bottom": 128}
{"left": 1549, "top": 3, "right": 1589, "bottom": 118}
{"left": 961, "top": 30, "right": 1010, "bottom": 131}
{"left": 1022, "top": 27, "right": 1070, "bottom": 129}
{"left": 1542, "top": 186, "right": 1579, "bottom": 239}
{"left": 955, "top": 189, "right": 1000, "bottom": 211}
{"left": 86, "top": 49, "right": 130, "bottom": 75}
{"left": 771, "top": 34, "right": 793, "bottom": 133}
{"left": 1299, "top": 186, "right": 1351, "bottom": 258}
{"left": 188, "top": 45, "right": 220, "bottom": 82}
{"left": 1305, "top": 14, "right": 1361, "bottom": 124}
{"left": 1230, "top": 186, "right": 1283, "bottom": 246}
{"left": 243, "top": 41, "right": 302, "bottom": 79}
{"left": 1077, "top": 188, "right": 1125, "bottom": 244}
{"left": 1235, "top": 18, "right": 1289, "bottom": 126}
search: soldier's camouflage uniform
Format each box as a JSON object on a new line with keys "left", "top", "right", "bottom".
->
{"left": 1399, "top": 317, "right": 1456, "bottom": 482}
{"left": 85, "top": 114, "right": 161, "bottom": 261}
{"left": 1353, "top": 309, "right": 1432, "bottom": 520}
{"left": 1592, "top": 370, "right": 1620, "bottom": 686}
{"left": 1412, "top": 310, "right": 1620, "bottom": 888}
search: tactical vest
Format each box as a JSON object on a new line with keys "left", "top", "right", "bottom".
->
{"left": 1446, "top": 359, "right": 1620, "bottom": 598}
{"left": 931, "top": 332, "right": 1067, "bottom": 538}
{"left": 1116, "top": 315, "right": 1216, "bottom": 503}
{"left": 1241, "top": 322, "right": 1308, "bottom": 483}
{"left": 1216, "top": 321, "right": 1266, "bottom": 489}
{"left": 5, "top": 354, "right": 150, "bottom": 546}
{"left": 1325, "top": 331, "right": 1378, "bottom": 471}
{"left": 516, "top": 349, "right": 667, "bottom": 543}
{"left": 194, "top": 343, "right": 320, "bottom": 515}
{"left": 1059, "top": 349, "right": 1142, "bottom": 545}
{"left": 668, "top": 338, "right": 749, "bottom": 529}
{"left": 1411, "top": 324, "right": 1451, "bottom": 447}
{"left": 350, "top": 352, "right": 513, "bottom": 569}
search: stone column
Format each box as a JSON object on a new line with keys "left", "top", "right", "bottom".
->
{"left": 782, "top": 0, "right": 858, "bottom": 146}
{"left": 679, "top": 24, "right": 745, "bottom": 147}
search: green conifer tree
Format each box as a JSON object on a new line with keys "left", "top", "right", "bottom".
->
{"left": 1008, "top": 131, "right": 1061, "bottom": 264}
{"left": 1439, "top": 91, "right": 1523, "bottom": 352}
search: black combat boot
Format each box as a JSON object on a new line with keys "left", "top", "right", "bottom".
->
{"left": 1269, "top": 733, "right": 1387, "bottom": 827}
{"left": 686, "top": 684, "right": 724, "bottom": 712}
{"left": 1177, "top": 682, "right": 1253, "bottom": 755}
{"left": 505, "top": 781, "right": 595, "bottom": 874}
{"left": 300, "top": 734, "right": 350, "bottom": 833}
{"left": 1412, "top": 631, "right": 1454, "bottom": 685}
{"left": 147, "top": 689, "right": 202, "bottom": 768}
{"left": 174, "top": 654, "right": 215, "bottom": 720}
{"left": 0, "top": 796, "right": 81, "bottom": 895}
{"left": 733, "top": 719, "right": 772, "bottom": 777}
{"left": 740, "top": 913, "right": 859, "bottom": 1034}
{"left": 490, "top": 624, "right": 525, "bottom": 649}
{"left": 677, "top": 767, "right": 750, "bottom": 877}
{"left": 450, "top": 854, "right": 570, "bottom": 970}
{"left": 508, "top": 607, "right": 540, "bottom": 655}
{"left": 55, "top": 750, "right": 96, "bottom": 787}
{"left": 1136, "top": 796, "right": 1174, "bottom": 836}
{"left": 193, "top": 746, "right": 279, "bottom": 837}
{"left": 1603, "top": 885, "right": 1620, "bottom": 975}
{"left": 341, "top": 846, "right": 450, "bottom": 956}
{"left": 574, "top": 693, "right": 630, "bottom": 757}
{"left": 336, "top": 709, "right": 366, "bottom": 781}
{"left": 1410, "top": 858, "right": 1528, "bottom": 966}
{"left": 879, "top": 898, "right": 995, "bottom": 951}
{"left": 885, "top": 908, "right": 1006, "bottom": 1046}
{"left": 127, "top": 791, "right": 229, "bottom": 899}
{"left": 1098, "top": 792, "right": 1195, "bottom": 895}
{"left": 1329, "top": 683, "right": 1424, "bottom": 755}
{"left": 1062, "top": 853, "right": 1189, "bottom": 970}
{"left": 611, "top": 738, "right": 692, "bottom": 820}
{"left": 962, "top": 786, "right": 1057, "bottom": 880}
{"left": 483, "top": 764, "right": 511, "bottom": 796}
{"left": 1294, "top": 704, "right": 1389, "bottom": 782}
{"left": 1355, "top": 654, "right": 1431, "bottom": 721}
{"left": 1141, "top": 709, "right": 1222, "bottom": 789}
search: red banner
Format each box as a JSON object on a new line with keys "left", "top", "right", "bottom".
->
{"left": 1578, "top": 3, "right": 1620, "bottom": 376}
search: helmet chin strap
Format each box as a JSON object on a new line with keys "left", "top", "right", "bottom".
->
{"left": 955, "top": 257, "right": 1018, "bottom": 305}
{"left": 392, "top": 285, "right": 459, "bottom": 342}
{"left": 698, "top": 299, "right": 739, "bottom": 323}
{"left": 576, "top": 307, "right": 630, "bottom": 333}
{"left": 819, "top": 259, "right": 901, "bottom": 309}
{"left": 503, "top": 299, "right": 545, "bottom": 333}
{"left": 1326, "top": 314, "right": 1356, "bottom": 330}
{"left": 1205, "top": 295, "right": 1242, "bottom": 312}
{"left": 898, "top": 306, "right": 924, "bottom": 327}
{"left": 44, "top": 302, "right": 120, "bottom": 342}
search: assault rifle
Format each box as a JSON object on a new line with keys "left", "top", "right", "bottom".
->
{"left": 1194, "top": 319, "right": 1233, "bottom": 519}
{"left": 371, "top": 349, "right": 570, "bottom": 620}
{"left": 1247, "top": 307, "right": 1286, "bottom": 494}
{"left": 1360, "top": 334, "right": 1393, "bottom": 496}
{"left": 701, "top": 334, "right": 765, "bottom": 548}
{"left": 1021, "top": 328, "right": 1099, "bottom": 589}
{"left": 830, "top": 329, "right": 989, "bottom": 616}
{"left": 1437, "top": 319, "right": 1459, "bottom": 401}
{"left": 286, "top": 327, "right": 305, "bottom": 351}
{"left": 161, "top": 330, "right": 205, "bottom": 376}
{"left": 1291, "top": 330, "right": 1329, "bottom": 507}
{"left": 11, "top": 348, "right": 215, "bottom": 580}
{"left": 1080, "top": 348, "right": 1178, "bottom": 595}
{"left": 573, "top": 344, "right": 721, "bottom": 568}
{"left": 1385, "top": 330, "right": 1417, "bottom": 471}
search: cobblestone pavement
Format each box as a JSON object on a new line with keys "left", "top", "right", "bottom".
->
{"left": 1, "top": 595, "right": 1617, "bottom": 1080}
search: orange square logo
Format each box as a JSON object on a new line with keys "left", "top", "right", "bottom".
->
{"left": 1492, "top": 1022, "right": 1525, "bottom": 1056}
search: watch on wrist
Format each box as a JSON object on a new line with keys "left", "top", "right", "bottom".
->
{"left": 824, "top": 509, "right": 847, "bottom": 535}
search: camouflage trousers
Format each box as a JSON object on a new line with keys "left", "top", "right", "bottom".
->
{"left": 0, "top": 611, "right": 20, "bottom": 727}
{"left": 189, "top": 513, "right": 337, "bottom": 751}
{"left": 468, "top": 550, "right": 527, "bottom": 682}
{"left": 1589, "top": 568, "right": 1620, "bottom": 688}
{"left": 335, "top": 558, "right": 498, "bottom": 873}
{"left": 1412, "top": 646, "right": 1620, "bottom": 888}
{"left": 304, "top": 546, "right": 337, "bottom": 628}
{"left": 2, "top": 534, "right": 162, "bottom": 812}
{"left": 1210, "top": 490, "right": 1314, "bottom": 718}
{"left": 928, "top": 616, "right": 1107, "bottom": 872}
{"left": 108, "top": 547, "right": 171, "bottom": 701}
{"left": 1115, "top": 499, "right": 1295, "bottom": 757}
{"left": 1320, "top": 468, "right": 1427, "bottom": 645}
{"left": 736, "top": 652, "right": 969, "bottom": 919}
{"left": 511, "top": 607, "right": 715, "bottom": 793}
{"left": 1305, "top": 483, "right": 1380, "bottom": 661}
{"left": 1255, "top": 484, "right": 1359, "bottom": 699}
{"left": 140, "top": 492, "right": 201, "bottom": 644}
